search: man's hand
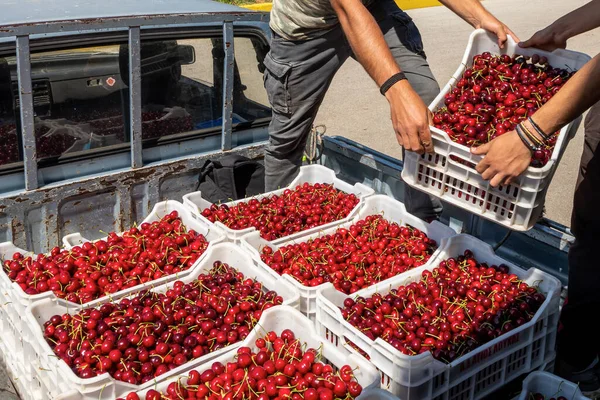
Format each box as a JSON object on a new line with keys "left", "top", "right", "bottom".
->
{"left": 329, "top": 0, "right": 436, "bottom": 155}
{"left": 471, "top": 130, "right": 531, "bottom": 187}
{"left": 477, "top": 14, "right": 519, "bottom": 49}
{"left": 438, "top": 0, "right": 518, "bottom": 48}
{"left": 519, "top": 24, "right": 567, "bottom": 52}
{"left": 386, "top": 80, "right": 434, "bottom": 154}
{"left": 519, "top": 0, "right": 600, "bottom": 52}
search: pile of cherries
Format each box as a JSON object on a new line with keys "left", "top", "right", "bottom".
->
{"left": 341, "top": 250, "right": 546, "bottom": 363}
{"left": 0, "top": 122, "right": 82, "bottom": 165}
{"left": 260, "top": 215, "right": 437, "bottom": 294}
{"left": 201, "top": 183, "right": 360, "bottom": 241}
{"left": 0, "top": 124, "right": 19, "bottom": 166}
{"left": 66, "top": 107, "right": 122, "bottom": 123}
{"left": 70, "top": 108, "right": 193, "bottom": 141}
{"left": 3, "top": 211, "right": 209, "bottom": 304}
{"left": 43, "top": 262, "right": 284, "bottom": 384}
{"left": 118, "top": 330, "right": 363, "bottom": 400}
{"left": 36, "top": 125, "right": 78, "bottom": 159}
{"left": 432, "top": 52, "right": 575, "bottom": 167}
{"left": 89, "top": 115, "right": 124, "bottom": 138}
{"left": 142, "top": 110, "right": 193, "bottom": 140}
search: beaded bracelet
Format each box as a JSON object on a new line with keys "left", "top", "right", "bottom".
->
{"left": 515, "top": 123, "right": 537, "bottom": 154}
{"left": 528, "top": 117, "right": 550, "bottom": 141}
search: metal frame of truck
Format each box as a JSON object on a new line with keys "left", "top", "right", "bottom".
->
{"left": 0, "top": 1, "right": 275, "bottom": 255}
{"left": 0, "top": 1, "right": 570, "bottom": 286}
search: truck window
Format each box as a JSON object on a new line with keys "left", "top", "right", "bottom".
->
{"left": 137, "top": 37, "right": 222, "bottom": 139}
{"left": 137, "top": 35, "right": 271, "bottom": 144}
{"left": 232, "top": 37, "right": 271, "bottom": 124}
{"left": 0, "top": 31, "right": 271, "bottom": 178}
{"left": 1, "top": 44, "right": 128, "bottom": 163}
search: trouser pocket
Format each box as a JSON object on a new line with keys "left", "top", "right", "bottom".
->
{"left": 263, "top": 52, "right": 293, "bottom": 115}
{"left": 390, "top": 9, "right": 426, "bottom": 58}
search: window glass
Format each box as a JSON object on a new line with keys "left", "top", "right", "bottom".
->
{"left": 0, "top": 33, "right": 271, "bottom": 168}
{"left": 14, "top": 45, "right": 128, "bottom": 160}
{"left": 232, "top": 37, "right": 271, "bottom": 123}
{"left": 0, "top": 56, "right": 18, "bottom": 166}
{"left": 139, "top": 38, "right": 213, "bottom": 139}
{"left": 138, "top": 35, "right": 271, "bottom": 142}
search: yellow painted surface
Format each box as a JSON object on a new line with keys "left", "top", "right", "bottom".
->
{"left": 242, "top": 3, "right": 273, "bottom": 11}
{"left": 396, "top": 0, "right": 442, "bottom": 9}
{"left": 242, "top": 0, "right": 441, "bottom": 12}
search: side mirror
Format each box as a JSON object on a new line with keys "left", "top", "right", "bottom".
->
{"left": 177, "top": 45, "right": 195, "bottom": 65}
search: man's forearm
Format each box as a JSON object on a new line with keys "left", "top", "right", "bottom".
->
{"left": 330, "top": 0, "right": 400, "bottom": 86}
{"left": 532, "top": 54, "right": 600, "bottom": 134}
{"left": 437, "top": 0, "right": 493, "bottom": 28}
{"left": 552, "top": 0, "right": 600, "bottom": 42}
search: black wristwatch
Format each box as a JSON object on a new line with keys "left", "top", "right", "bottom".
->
{"left": 380, "top": 72, "right": 407, "bottom": 96}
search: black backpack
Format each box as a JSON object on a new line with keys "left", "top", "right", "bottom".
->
{"left": 196, "top": 155, "right": 265, "bottom": 203}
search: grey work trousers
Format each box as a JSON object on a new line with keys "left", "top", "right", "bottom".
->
{"left": 262, "top": 0, "right": 443, "bottom": 220}
{"left": 557, "top": 101, "right": 600, "bottom": 369}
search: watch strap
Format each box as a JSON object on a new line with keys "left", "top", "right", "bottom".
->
{"left": 380, "top": 72, "right": 407, "bottom": 96}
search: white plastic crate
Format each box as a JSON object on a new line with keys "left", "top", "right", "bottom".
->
{"left": 0, "top": 313, "right": 53, "bottom": 400}
{"left": 541, "top": 351, "right": 557, "bottom": 374}
{"left": 55, "top": 392, "right": 79, "bottom": 400}
{"left": 1, "top": 353, "right": 47, "bottom": 400}
{"left": 182, "top": 164, "right": 374, "bottom": 243}
{"left": 0, "top": 240, "right": 59, "bottom": 390}
{"left": 518, "top": 372, "right": 590, "bottom": 400}
{"left": 0, "top": 315, "right": 44, "bottom": 400}
{"left": 24, "top": 242, "right": 300, "bottom": 400}
{"left": 110, "top": 306, "right": 380, "bottom": 400}
{"left": 240, "top": 194, "right": 456, "bottom": 321}
{"left": 54, "top": 388, "right": 402, "bottom": 400}
{"left": 0, "top": 200, "right": 225, "bottom": 350}
{"left": 401, "top": 29, "right": 591, "bottom": 231}
{"left": 360, "top": 388, "right": 401, "bottom": 400}
{"left": 316, "top": 234, "right": 561, "bottom": 400}
{"left": 62, "top": 199, "right": 224, "bottom": 255}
